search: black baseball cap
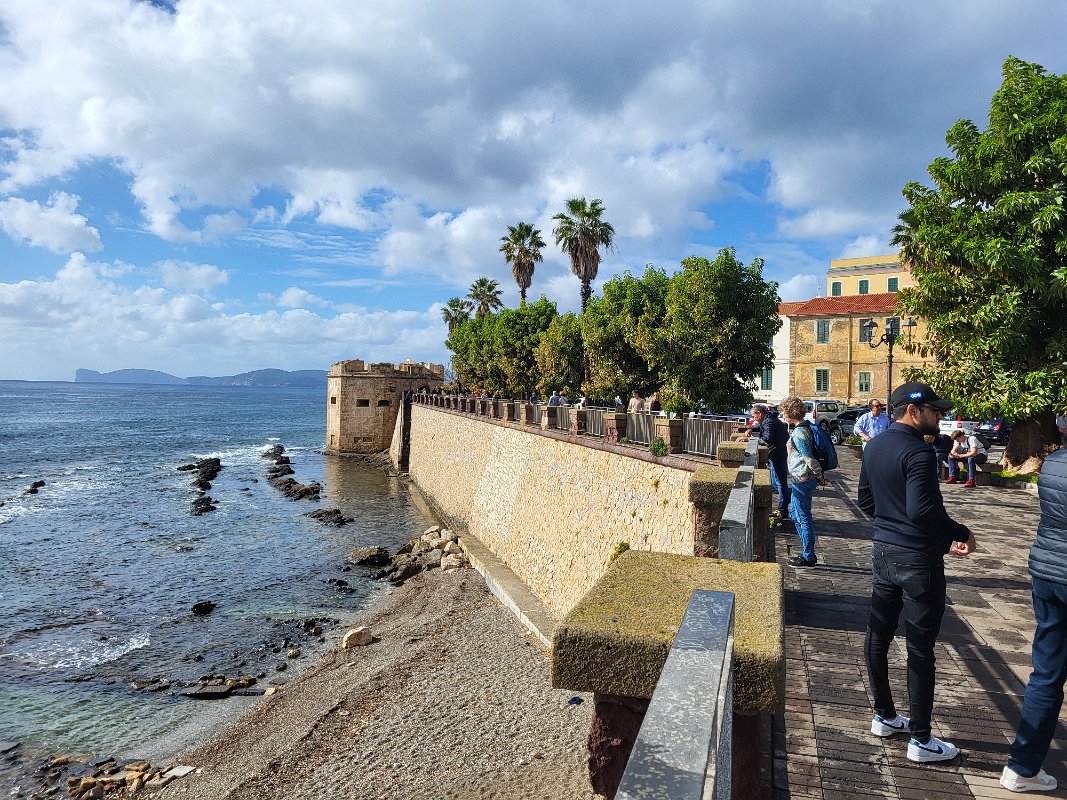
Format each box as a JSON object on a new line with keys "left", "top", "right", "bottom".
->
{"left": 890, "top": 381, "right": 954, "bottom": 411}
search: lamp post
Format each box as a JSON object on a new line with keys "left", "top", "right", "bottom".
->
{"left": 862, "top": 317, "right": 917, "bottom": 413}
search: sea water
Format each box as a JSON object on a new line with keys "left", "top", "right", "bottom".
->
{"left": 0, "top": 381, "right": 425, "bottom": 763}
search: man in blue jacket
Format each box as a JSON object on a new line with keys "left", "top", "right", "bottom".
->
{"left": 1000, "top": 447, "right": 1067, "bottom": 792}
{"left": 858, "top": 382, "right": 976, "bottom": 763}
{"left": 745, "top": 404, "right": 791, "bottom": 519}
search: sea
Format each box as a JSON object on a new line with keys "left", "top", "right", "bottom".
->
{"left": 0, "top": 381, "right": 427, "bottom": 777}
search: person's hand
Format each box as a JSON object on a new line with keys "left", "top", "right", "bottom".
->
{"left": 950, "top": 532, "right": 977, "bottom": 556}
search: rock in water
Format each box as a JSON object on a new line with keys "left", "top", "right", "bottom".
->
{"left": 347, "top": 545, "right": 390, "bottom": 566}
{"left": 342, "top": 627, "right": 373, "bottom": 648}
{"left": 191, "top": 601, "right": 216, "bottom": 615}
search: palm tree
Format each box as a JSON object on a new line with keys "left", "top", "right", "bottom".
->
{"left": 467, "top": 277, "right": 504, "bottom": 318}
{"left": 499, "top": 222, "right": 545, "bottom": 305}
{"left": 441, "top": 297, "right": 473, "bottom": 333}
{"left": 552, "top": 197, "right": 615, "bottom": 313}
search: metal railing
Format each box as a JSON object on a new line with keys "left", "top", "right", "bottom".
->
{"left": 626, "top": 412, "right": 656, "bottom": 445}
{"left": 586, "top": 408, "right": 607, "bottom": 437}
{"left": 555, "top": 405, "right": 571, "bottom": 431}
{"left": 617, "top": 590, "right": 735, "bottom": 800}
{"left": 682, "top": 416, "right": 739, "bottom": 457}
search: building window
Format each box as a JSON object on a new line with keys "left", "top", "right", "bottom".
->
{"left": 377, "top": 399, "right": 391, "bottom": 407}
{"left": 887, "top": 276, "right": 899, "bottom": 293}
{"left": 885, "top": 316, "right": 900, "bottom": 336}
{"left": 815, "top": 368, "right": 830, "bottom": 394}
{"left": 858, "top": 372, "right": 872, "bottom": 393}
{"left": 858, "top": 279, "right": 870, "bottom": 295}
{"left": 831, "top": 281, "right": 842, "bottom": 297}
{"left": 816, "top": 319, "right": 830, "bottom": 343}
{"left": 761, "top": 368, "right": 773, "bottom": 391}
{"left": 356, "top": 399, "right": 370, "bottom": 407}
{"left": 330, "top": 396, "right": 337, "bottom": 405}
{"left": 859, "top": 318, "right": 873, "bottom": 343}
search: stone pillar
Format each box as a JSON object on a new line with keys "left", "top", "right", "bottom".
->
{"left": 653, "top": 417, "right": 684, "bottom": 454}
{"left": 570, "top": 409, "right": 587, "bottom": 439}
{"left": 588, "top": 693, "right": 650, "bottom": 799}
{"left": 689, "top": 467, "right": 735, "bottom": 558}
{"left": 716, "top": 441, "right": 767, "bottom": 468}
{"left": 520, "top": 403, "right": 537, "bottom": 426}
{"left": 541, "top": 405, "right": 558, "bottom": 430}
{"left": 604, "top": 411, "right": 628, "bottom": 444}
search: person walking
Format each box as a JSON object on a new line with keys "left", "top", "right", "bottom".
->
{"left": 855, "top": 400, "right": 891, "bottom": 448}
{"left": 1000, "top": 448, "right": 1067, "bottom": 792}
{"left": 780, "top": 396, "right": 826, "bottom": 569}
{"left": 745, "top": 404, "right": 791, "bottom": 521}
{"left": 859, "top": 382, "right": 976, "bottom": 763}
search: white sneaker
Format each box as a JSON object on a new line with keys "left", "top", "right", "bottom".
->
{"left": 1001, "top": 766, "right": 1057, "bottom": 792}
{"left": 907, "top": 735, "right": 959, "bottom": 763}
{"left": 870, "top": 714, "right": 910, "bottom": 737}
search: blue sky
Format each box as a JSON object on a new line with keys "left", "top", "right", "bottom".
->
{"left": 1, "top": 1, "right": 1065, "bottom": 381}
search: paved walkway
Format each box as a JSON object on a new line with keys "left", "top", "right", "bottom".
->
{"left": 772, "top": 453, "right": 1062, "bottom": 799}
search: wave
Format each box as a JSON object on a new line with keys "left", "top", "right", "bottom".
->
{"left": 14, "top": 632, "right": 151, "bottom": 671}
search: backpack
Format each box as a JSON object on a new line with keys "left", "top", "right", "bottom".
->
{"left": 801, "top": 420, "right": 838, "bottom": 471}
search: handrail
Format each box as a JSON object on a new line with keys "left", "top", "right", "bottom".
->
{"left": 718, "top": 437, "right": 759, "bottom": 562}
{"left": 616, "top": 590, "right": 735, "bottom": 800}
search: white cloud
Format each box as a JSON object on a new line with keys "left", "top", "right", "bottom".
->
{"left": 0, "top": 254, "right": 448, "bottom": 380}
{"left": 159, "top": 260, "right": 230, "bottom": 293}
{"left": 840, "top": 234, "right": 892, "bottom": 259}
{"left": 777, "top": 274, "right": 820, "bottom": 302}
{"left": 0, "top": 192, "right": 103, "bottom": 253}
{"left": 277, "top": 286, "right": 329, "bottom": 308}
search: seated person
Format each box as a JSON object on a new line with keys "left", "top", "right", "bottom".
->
{"left": 923, "top": 432, "right": 954, "bottom": 475}
{"left": 946, "top": 429, "right": 988, "bottom": 486}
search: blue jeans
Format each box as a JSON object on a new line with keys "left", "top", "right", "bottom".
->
{"left": 947, "top": 453, "right": 988, "bottom": 480}
{"left": 769, "top": 457, "right": 791, "bottom": 514}
{"left": 788, "top": 478, "right": 816, "bottom": 561}
{"left": 1008, "top": 576, "right": 1067, "bottom": 777}
{"left": 864, "top": 542, "right": 946, "bottom": 742}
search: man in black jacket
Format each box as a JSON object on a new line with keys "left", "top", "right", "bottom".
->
{"left": 1000, "top": 447, "right": 1067, "bottom": 792}
{"left": 745, "top": 404, "right": 790, "bottom": 518}
{"left": 858, "top": 382, "right": 976, "bottom": 763}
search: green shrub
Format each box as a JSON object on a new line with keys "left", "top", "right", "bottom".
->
{"left": 607, "top": 541, "right": 630, "bottom": 565}
{"left": 649, "top": 436, "right": 668, "bottom": 457}
{"left": 844, "top": 434, "right": 863, "bottom": 446}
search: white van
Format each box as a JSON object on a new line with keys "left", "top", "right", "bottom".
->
{"left": 803, "top": 399, "right": 846, "bottom": 429}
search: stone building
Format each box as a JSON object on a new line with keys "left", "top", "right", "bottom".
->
{"left": 785, "top": 294, "right": 928, "bottom": 406}
{"left": 326, "top": 359, "right": 444, "bottom": 454}
{"left": 826, "top": 253, "right": 913, "bottom": 298}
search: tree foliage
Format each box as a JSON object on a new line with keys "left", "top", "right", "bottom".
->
{"left": 552, "top": 197, "right": 615, "bottom": 313}
{"left": 500, "top": 222, "right": 545, "bottom": 305}
{"left": 445, "top": 298, "right": 558, "bottom": 395}
{"left": 651, "top": 250, "right": 780, "bottom": 412}
{"left": 534, "top": 312, "right": 584, "bottom": 396}
{"left": 891, "top": 56, "right": 1067, "bottom": 469}
{"left": 467, "top": 277, "right": 504, "bottom": 318}
{"left": 441, "top": 297, "right": 473, "bottom": 333}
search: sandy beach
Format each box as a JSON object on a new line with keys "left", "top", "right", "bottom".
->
{"left": 156, "top": 567, "right": 599, "bottom": 800}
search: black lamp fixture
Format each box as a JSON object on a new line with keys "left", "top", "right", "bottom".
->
{"left": 862, "top": 317, "right": 917, "bottom": 412}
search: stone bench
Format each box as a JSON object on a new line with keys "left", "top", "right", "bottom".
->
{"left": 939, "top": 458, "right": 994, "bottom": 486}
{"left": 550, "top": 550, "right": 784, "bottom": 799}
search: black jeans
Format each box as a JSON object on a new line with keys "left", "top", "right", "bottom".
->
{"left": 864, "top": 542, "right": 947, "bottom": 742}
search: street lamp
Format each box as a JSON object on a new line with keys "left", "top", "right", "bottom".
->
{"left": 862, "top": 317, "right": 917, "bottom": 412}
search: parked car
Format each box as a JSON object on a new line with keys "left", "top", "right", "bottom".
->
{"left": 827, "top": 406, "right": 870, "bottom": 444}
{"left": 939, "top": 415, "right": 980, "bottom": 436}
{"left": 976, "top": 417, "right": 1013, "bottom": 445}
{"left": 803, "top": 399, "right": 847, "bottom": 430}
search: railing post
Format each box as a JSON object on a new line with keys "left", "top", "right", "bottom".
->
{"left": 570, "top": 408, "right": 587, "bottom": 439}
{"left": 604, "top": 411, "right": 627, "bottom": 443}
{"left": 653, "top": 416, "right": 684, "bottom": 454}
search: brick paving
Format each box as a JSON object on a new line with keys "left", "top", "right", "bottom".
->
{"left": 772, "top": 452, "right": 1065, "bottom": 799}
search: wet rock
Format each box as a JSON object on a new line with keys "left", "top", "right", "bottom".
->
{"left": 275, "top": 661, "right": 288, "bottom": 672}
{"left": 191, "top": 496, "right": 216, "bottom": 515}
{"left": 308, "top": 508, "right": 352, "bottom": 526}
{"left": 191, "top": 601, "right": 216, "bottom": 615}
{"left": 347, "top": 545, "right": 390, "bottom": 566}
{"left": 181, "top": 685, "right": 232, "bottom": 700}
{"left": 30, "top": 480, "right": 45, "bottom": 489}
{"left": 287, "top": 648, "right": 300, "bottom": 659}
{"left": 0, "top": 741, "right": 19, "bottom": 754}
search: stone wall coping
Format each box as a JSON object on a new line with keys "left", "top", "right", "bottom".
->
{"left": 549, "top": 550, "right": 784, "bottom": 715}
{"left": 410, "top": 399, "right": 716, "bottom": 472}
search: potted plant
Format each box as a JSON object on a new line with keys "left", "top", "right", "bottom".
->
{"left": 843, "top": 433, "right": 864, "bottom": 460}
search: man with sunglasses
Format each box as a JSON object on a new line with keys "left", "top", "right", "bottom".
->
{"left": 855, "top": 399, "right": 891, "bottom": 448}
{"left": 858, "top": 382, "right": 977, "bottom": 764}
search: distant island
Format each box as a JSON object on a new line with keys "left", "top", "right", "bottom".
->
{"left": 75, "top": 368, "right": 328, "bottom": 387}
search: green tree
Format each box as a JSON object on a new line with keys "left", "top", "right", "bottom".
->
{"left": 891, "top": 56, "right": 1067, "bottom": 472}
{"left": 500, "top": 222, "right": 546, "bottom": 305}
{"left": 467, "top": 277, "right": 504, "bottom": 318}
{"left": 441, "top": 297, "right": 473, "bottom": 334}
{"left": 552, "top": 197, "right": 616, "bottom": 313}
{"left": 579, "top": 266, "right": 669, "bottom": 401}
{"left": 651, "top": 249, "right": 780, "bottom": 412}
{"left": 534, "top": 312, "right": 584, "bottom": 396}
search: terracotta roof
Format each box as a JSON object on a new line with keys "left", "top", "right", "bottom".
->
{"left": 785, "top": 293, "right": 899, "bottom": 316}
{"left": 778, "top": 301, "right": 805, "bottom": 315}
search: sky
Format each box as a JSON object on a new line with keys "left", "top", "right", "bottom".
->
{"left": 1, "top": 1, "right": 1065, "bottom": 381}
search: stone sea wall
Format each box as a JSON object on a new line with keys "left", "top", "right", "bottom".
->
{"left": 402, "top": 405, "right": 694, "bottom": 616}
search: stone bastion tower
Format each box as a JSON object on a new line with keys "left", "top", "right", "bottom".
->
{"left": 326, "top": 359, "right": 444, "bottom": 454}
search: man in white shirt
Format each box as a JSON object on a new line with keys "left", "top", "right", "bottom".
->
{"left": 946, "top": 430, "right": 988, "bottom": 487}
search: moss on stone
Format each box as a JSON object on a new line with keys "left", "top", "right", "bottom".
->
{"left": 716, "top": 441, "right": 747, "bottom": 464}
{"left": 688, "top": 467, "right": 736, "bottom": 507}
{"left": 550, "top": 550, "right": 784, "bottom": 715}
{"left": 753, "top": 467, "right": 772, "bottom": 507}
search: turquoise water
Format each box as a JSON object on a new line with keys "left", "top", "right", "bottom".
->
{"left": 0, "top": 381, "right": 423, "bottom": 762}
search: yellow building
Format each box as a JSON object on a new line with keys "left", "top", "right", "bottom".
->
{"left": 827, "top": 254, "right": 913, "bottom": 298}
{"left": 785, "top": 294, "right": 928, "bottom": 407}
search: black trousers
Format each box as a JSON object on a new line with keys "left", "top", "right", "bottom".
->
{"left": 864, "top": 541, "right": 946, "bottom": 742}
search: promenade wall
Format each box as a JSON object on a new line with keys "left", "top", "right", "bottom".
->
{"left": 395, "top": 403, "right": 695, "bottom": 616}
